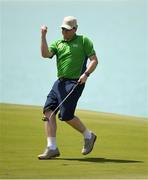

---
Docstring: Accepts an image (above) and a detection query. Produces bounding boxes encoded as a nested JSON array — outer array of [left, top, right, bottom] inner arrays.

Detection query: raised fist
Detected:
[[41, 25, 48, 35]]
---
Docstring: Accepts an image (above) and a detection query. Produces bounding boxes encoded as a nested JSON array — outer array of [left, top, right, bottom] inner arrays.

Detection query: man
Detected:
[[38, 16, 98, 159]]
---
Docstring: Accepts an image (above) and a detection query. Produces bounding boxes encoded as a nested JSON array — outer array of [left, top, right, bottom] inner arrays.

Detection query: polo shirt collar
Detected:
[[62, 34, 77, 42]]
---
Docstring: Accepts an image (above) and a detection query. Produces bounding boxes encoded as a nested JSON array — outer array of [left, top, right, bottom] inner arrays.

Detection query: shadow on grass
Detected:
[[58, 157, 143, 163]]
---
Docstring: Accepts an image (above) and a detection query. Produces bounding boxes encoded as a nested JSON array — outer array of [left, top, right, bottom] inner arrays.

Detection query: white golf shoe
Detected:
[[82, 132, 97, 155], [38, 147, 60, 160]]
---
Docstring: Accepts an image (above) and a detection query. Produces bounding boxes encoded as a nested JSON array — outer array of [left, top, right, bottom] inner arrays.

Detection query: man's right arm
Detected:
[[41, 26, 54, 58]]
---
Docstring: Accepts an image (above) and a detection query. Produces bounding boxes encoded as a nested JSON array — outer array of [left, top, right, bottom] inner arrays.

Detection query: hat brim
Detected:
[[61, 24, 73, 30]]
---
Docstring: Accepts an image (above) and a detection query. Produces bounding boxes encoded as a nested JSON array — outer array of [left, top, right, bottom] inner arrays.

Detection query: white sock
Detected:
[[47, 137, 57, 150], [83, 129, 92, 139]]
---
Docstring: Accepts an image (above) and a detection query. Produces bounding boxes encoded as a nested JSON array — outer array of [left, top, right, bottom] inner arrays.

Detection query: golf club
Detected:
[[42, 82, 79, 121]]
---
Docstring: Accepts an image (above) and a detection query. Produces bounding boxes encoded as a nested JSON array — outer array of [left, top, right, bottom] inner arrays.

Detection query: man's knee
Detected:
[[44, 110, 52, 117], [42, 110, 55, 121]]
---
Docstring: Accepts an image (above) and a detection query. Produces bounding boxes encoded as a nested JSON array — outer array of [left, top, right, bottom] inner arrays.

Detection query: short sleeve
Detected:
[[83, 36, 96, 57], [48, 41, 57, 55]]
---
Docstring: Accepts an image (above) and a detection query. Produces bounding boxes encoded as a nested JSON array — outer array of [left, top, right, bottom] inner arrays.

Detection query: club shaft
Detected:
[[49, 83, 79, 120]]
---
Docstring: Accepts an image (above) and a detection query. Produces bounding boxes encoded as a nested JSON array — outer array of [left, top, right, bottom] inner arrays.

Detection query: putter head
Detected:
[[42, 116, 49, 121]]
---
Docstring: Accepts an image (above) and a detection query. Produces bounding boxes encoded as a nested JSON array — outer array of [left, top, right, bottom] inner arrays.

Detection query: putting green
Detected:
[[0, 103, 148, 179]]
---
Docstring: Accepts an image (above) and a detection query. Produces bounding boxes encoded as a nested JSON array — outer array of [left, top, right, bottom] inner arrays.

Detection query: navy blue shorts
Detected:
[[43, 79, 85, 121]]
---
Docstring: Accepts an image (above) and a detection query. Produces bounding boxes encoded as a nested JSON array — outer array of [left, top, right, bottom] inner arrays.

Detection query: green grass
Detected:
[[0, 103, 148, 179]]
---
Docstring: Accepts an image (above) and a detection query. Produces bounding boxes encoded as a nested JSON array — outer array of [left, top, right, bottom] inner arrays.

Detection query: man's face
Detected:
[[62, 27, 77, 40]]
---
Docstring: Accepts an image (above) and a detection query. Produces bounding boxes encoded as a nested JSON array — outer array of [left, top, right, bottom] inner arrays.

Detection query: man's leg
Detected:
[[66, 116, 87, 133], [38, 111, 60, 159], [66, 116, 97, 155], [44, 110, 57, 138]]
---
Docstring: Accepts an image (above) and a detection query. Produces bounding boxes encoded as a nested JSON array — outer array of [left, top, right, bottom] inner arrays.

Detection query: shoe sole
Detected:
[[38, 153, 60, 160], [82, 135, 97, 155]]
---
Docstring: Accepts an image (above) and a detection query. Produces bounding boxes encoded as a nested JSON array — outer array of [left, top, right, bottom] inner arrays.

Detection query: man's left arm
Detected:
[[78, 55, 98, 84]]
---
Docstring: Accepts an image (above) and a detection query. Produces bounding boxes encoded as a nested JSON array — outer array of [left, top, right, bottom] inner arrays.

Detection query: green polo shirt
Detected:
[[48, 34, 95, 79]]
